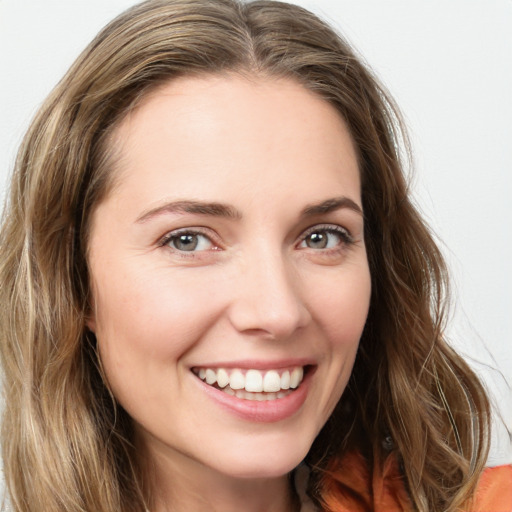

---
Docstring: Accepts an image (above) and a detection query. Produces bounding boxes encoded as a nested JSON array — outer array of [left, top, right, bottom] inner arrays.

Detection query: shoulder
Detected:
[[374, 460, 512, 512], [312, 452, 512, 512], [473, 464, 512, 512]]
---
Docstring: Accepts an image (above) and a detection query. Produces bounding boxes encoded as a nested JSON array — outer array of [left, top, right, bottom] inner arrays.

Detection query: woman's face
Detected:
[[87, 75, 371, 480]]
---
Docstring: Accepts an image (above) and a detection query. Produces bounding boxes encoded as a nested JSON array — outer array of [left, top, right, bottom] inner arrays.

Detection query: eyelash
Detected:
[[159, 228, 219, 254], [298, 224, 354, 251], [158, 224, 354, 255]]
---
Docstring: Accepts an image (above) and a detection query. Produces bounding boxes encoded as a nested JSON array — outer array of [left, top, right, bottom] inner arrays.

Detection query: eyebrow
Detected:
[[136, 200, 242, 223], [136, 196, 362, 224], [301, 196, 363, 217]]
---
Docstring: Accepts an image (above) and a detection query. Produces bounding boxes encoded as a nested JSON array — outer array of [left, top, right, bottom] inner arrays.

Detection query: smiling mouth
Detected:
[[192, 366, 307, 402]]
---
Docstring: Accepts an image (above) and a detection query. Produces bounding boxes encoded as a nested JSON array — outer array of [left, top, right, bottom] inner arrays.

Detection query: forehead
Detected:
[[105, 73, 361, 213]]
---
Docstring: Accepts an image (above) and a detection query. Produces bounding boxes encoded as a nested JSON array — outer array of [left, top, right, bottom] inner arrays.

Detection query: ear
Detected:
[[86, 315, 96, 333], [85, 296, 97, 333]]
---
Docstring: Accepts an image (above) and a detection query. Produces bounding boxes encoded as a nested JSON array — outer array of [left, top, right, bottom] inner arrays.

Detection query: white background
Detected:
[[0, 0, 510, 485]]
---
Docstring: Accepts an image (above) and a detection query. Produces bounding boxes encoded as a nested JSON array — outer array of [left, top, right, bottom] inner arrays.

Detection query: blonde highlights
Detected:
[[0, 1, 489, 511]]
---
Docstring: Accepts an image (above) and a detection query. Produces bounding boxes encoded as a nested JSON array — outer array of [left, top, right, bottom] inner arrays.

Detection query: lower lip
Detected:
[[194, 368, 314, 423]]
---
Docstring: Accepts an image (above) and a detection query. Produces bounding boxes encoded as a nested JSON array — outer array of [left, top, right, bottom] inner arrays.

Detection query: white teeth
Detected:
[[290, 367, 303, 389], [263, 370, 281, 392], [229, 370, 245, 390], [280, 370, 290, 390], [245, 370, 263, 392], [233, 389, 291, 401], [216, 368, 229, 388], [195, 366, 306, 396], [205, 369, 217, 385]]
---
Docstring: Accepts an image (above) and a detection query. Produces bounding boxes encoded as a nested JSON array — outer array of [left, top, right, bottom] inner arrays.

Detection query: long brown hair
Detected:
[[0, 1, 489, 511]]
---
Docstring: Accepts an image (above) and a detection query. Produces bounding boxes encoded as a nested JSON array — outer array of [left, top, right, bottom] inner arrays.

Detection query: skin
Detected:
[[87, 74, 372, 512]]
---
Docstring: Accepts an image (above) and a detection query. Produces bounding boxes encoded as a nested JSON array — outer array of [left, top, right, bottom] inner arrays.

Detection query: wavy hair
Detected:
[[0, 1, 489, 511]]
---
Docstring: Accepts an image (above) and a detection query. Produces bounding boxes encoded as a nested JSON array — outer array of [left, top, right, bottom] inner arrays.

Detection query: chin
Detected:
[[209, 433, 314, 480]]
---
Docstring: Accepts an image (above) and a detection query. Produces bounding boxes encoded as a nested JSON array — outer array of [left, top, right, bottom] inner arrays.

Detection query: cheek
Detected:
[[91, 266, 223, 393], [302, 263, 371, 430], [312, 263, 371, 347]]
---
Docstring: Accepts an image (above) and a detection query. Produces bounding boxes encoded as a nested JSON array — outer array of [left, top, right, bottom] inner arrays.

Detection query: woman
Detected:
[[0, 1, 510, 511]]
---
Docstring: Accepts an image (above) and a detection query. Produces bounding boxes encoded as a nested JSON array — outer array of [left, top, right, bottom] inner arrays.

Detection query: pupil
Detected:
[[176, 234, 198, 251], [308, 232, 327, 248]]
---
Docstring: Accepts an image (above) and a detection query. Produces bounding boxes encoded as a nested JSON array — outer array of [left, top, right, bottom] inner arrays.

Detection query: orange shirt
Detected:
[[474, 464, 512, 512], [314, 451, 512, 511]]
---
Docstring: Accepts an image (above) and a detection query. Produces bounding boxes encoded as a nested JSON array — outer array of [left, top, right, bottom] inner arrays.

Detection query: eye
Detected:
[[163, 230, 215, 252], [299, 225, 352, 250]]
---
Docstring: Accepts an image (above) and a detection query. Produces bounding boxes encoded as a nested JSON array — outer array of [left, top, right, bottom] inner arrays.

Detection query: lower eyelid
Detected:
[[160, 230, 216, 250], [159, 225, 355, 253]]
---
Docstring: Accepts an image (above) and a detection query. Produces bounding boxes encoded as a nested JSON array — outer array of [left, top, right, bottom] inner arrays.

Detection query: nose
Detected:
[[227, 249, 311, 340]]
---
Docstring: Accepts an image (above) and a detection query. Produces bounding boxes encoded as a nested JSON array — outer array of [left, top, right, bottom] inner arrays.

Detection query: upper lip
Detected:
[[190, 358, 315, 371]]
